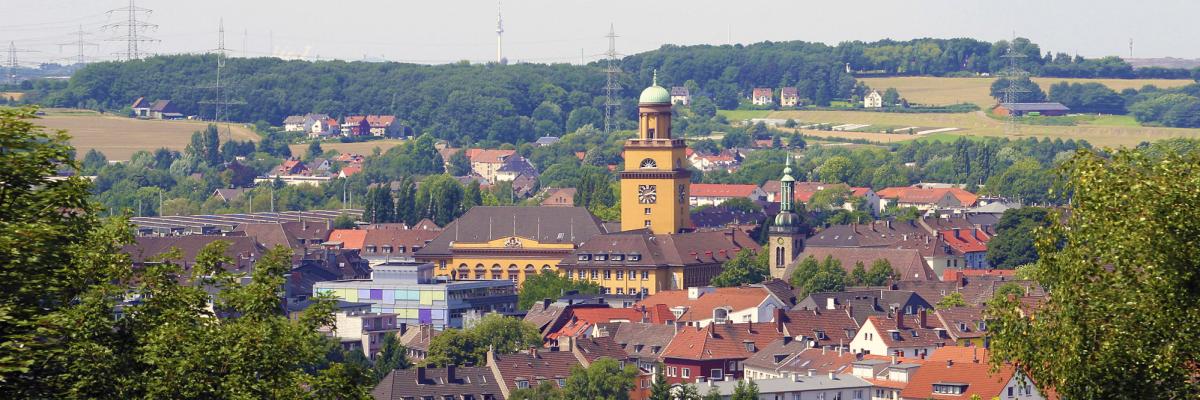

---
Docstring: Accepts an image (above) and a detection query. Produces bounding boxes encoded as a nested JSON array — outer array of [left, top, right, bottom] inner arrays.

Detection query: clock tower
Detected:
[[620, 73, 691, 234], [769, 157, 805, 279]]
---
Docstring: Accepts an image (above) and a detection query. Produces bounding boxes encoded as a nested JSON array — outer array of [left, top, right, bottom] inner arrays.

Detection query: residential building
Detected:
[[544, 307, 645, 346], [469, 149, 517, 182], [743, 341, 862, 380], [789, 247, 939, 282], [688, 183, 766, 207], [314, 261, 518, 329], [688, 151, 740, 173], [611, 322, 678, 374], [341, 115, 373, 136], [993, 102, 1070, 117], [494, 155, 538, 185], [131, 97, 152, 118], [211, 187, 249, 203], [796, 290, 934, 327], [877, 186, 979, 211], [328, 310, 401, 359], [939, 228, 991, 269], [253, 174, 332, 187], [327, 226, 441, 260], [634, 285, 788, 327], [559, 229, 760, 295], [695, 372, 873, 400], [533, 136, 560, 147], [621, 79, 692, 234], [123, 235, 263, 274], [235, 220, 333, 254], [397, 324, 440, 361], [752, 88, 774, 106], [372, 366, 502, 400], [414, 206, 608, 286], [850, 358, 919, 400], [777, 308, 861, 350], [780, 86, 800, 107], [540, 188, 576, 207], [900, 353, 1047, 400], [486, 348, 578, 398], [131, 98, 183, 120], [864, 90, 883, 108], [849, 310, 952, 358], [933, 306, 988, 348], [660, 322, 785, 384], [274, 158, 310, 176], [670, 86, 691, 105]]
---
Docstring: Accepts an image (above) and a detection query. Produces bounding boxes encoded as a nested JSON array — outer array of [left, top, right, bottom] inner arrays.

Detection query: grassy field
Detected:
[[769, 109, 1200, 148], [717, 109, 773, 121], [288, 140, 406, 157], [33, 109, 259, 160], [859, 76, 1195, 107]]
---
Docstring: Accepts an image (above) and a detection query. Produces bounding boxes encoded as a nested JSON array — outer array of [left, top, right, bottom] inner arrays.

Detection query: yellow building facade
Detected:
[[619, 78, 692, 234]]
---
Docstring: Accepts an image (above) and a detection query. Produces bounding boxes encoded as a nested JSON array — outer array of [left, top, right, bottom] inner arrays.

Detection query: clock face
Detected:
[[776, 237, 785, 245], [638, 185, 657, 204]]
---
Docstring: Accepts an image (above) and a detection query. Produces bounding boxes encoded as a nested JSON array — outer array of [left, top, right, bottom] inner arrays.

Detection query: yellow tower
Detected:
[[620, 72, 691, 234]]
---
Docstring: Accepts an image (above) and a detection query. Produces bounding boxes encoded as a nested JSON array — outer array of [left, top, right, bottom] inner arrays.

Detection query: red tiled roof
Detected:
[[546, 307, 645, 341], [939, 229, 990, 253], [690, 183, 759, 198], [328, 229, 367, 249], [752, 88, 773, 97], [864, 313, 953, 349], [574, 151, 586, 161], [661, 322, 784, 361], [877, 187, 979, 207], [339, 166, 362, 177], [635, 286, 774, 323], [900, 358, 1019, 400], [471, 149, 515, 164], [941, 269, 1015, 282], [490, 350, 578, 392]]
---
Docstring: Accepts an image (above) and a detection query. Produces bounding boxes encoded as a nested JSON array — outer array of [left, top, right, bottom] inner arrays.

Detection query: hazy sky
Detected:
[[4, 0, 1198, 65]]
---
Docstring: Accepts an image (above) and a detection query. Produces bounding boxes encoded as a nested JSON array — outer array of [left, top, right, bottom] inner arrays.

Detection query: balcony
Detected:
[[625, 138, 685, 148]]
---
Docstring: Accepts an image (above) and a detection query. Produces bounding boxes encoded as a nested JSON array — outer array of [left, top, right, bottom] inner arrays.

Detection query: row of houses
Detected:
[[376, 275, 1048, 400], [283, 113, 407, 138]]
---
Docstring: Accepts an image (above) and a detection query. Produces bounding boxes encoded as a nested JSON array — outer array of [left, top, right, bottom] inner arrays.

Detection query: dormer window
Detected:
[[743, 341, 755, 352], [815, 330, 828, 340], [773, 354, 788, 363], [959, 323, 969, 332], [628, 254, 641, 262], [977, 321, 987, 331], [595, 254, 608, 261], [651, 345, 661, 354], [911, 330, 919, 337], [932, 384, 968, 395], [578, 254, 591, 261], [635, 344, 644, 353], [890, 331, 901, 341], [611, 254, 624, 261]]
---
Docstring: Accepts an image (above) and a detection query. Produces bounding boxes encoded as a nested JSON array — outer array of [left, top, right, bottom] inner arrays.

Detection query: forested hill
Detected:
[[24, 37, 1198, 140]]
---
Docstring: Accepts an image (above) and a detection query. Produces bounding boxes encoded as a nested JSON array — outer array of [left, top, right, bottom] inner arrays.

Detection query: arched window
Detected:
[[639, 158, 657, 169], [775, 247, 784, 267]]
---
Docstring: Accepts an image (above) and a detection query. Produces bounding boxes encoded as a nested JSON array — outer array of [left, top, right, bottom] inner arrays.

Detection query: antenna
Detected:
[[496, 0, 505, 64], [1129, 38, 1134, 58], [104, 0, 159, 61], [5, 42, 36, 85], [604, 23, 622, 134], [58, 26, 99, 73]]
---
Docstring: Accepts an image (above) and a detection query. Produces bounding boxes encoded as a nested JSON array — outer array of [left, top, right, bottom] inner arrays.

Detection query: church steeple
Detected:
[[769, 156, 804, 277]]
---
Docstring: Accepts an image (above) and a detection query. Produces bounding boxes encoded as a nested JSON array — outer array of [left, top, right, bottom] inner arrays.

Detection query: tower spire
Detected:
[[652, 69, 658, 86]]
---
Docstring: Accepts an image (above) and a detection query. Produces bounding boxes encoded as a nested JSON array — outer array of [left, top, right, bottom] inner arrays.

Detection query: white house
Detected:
[[688, 184, 766, 207], [864, 91, 883, 108], [780, 87, 800, 107], [752, 88, 774, 106], [691, 372, 873, 400], [670, 86, 692, 106], [326, 310, 402, 359], [634, 285, 788, 328], [849, 310, 951, 359]]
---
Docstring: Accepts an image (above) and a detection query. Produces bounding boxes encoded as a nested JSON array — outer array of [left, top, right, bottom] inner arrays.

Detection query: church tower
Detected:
[[620, 72, 691, 234], [769, 157, 804, 279]]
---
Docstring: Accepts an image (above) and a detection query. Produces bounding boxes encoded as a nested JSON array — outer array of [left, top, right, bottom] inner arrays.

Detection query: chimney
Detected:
[[918, 308, 927, 329], [895, 312, 906, 330], [973, 347, 979, 363], [821, 346, 826, 355], [782, 336, 793, 345], [529, 346, 539, 358], [417, 366, 427, 383], [807, 369, 815, 377], [774, 308, 785, 333], [891, 355, 897, 364], [543, 298, 552, 310], [793, 373, 803, 382], [953, 228, 961, 240], [447, 365, 457, 383], [851, 223, 857, 233], [886, 220, 893, 229], [973, 228, 979, 240], [826, 297, 836, 310], [946, 360, 954, 368], [837, 346, 843, 357], [829, 372, 836, 380]]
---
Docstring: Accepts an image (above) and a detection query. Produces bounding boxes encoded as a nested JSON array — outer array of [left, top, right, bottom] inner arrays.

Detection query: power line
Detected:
[[1000, 36, 1029, 135], [6, 42, 38, 84], [103, 0, 158, 61], [604, 23, 621, 135], [198, 19, 245, 125], [58, 25, 99, 72]]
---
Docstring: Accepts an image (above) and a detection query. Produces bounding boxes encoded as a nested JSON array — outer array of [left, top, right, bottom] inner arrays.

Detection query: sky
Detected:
[[3, 0, 1199, 66]]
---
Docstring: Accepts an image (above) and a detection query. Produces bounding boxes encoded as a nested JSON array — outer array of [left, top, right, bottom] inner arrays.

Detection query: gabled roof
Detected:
[[497, 155, 537, 175], [562, 229, 760, 269], [398, 325, 442, 352], [235, 221, 330, 252], [546, 307, 645, 341], [670, 86, 690, 96], [877, 186, 979, 207], [416, 206, 606, 257], [661, 322, 784, 361], [572, 335, 629, 364], [939, 229, 990, 254], [131, 97, 150, 108], [689, 183, 760, 198], [779, 308, 860, 347], [212, 187, 250, 202], [328, 229, 368, 250], [149, 100, 175, 112], [610, 322, 678, 361], [534, 136, 560, 145], [469, 149, 515, 164], [635, 286, 775, 323], [797, 290, 933, 326], [372, 366, 501, 400], [490, 350, 578, 392], [790, 247, 937, 282], [933, 306, 988, 340], [780, 87, 799, 97], [752, 88, 773, 97], [863, 313, 953, 349], [745, 341, 861, 375], [900, 358, 1020, 400], [540, 188, 577, 207]]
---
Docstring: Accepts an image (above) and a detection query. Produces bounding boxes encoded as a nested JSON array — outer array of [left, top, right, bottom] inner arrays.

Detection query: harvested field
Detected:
[[288, 140, 406, 157], [859, 76, 1195, 107], [34, 110, 258, 160]]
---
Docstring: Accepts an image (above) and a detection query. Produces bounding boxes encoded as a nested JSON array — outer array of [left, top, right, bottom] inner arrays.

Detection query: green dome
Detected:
[[774, 211, 800, 227], [639, 85, 671, 104]]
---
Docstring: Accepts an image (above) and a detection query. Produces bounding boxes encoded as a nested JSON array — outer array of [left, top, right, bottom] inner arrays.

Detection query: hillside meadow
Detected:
[[859, 76, 1195, 107], [33, 109, 258, 160]]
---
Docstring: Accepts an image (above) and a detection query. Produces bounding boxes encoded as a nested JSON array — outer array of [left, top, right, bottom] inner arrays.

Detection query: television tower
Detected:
[[496, 0, 505, 64], [603, 23, 622, 134], [104, 0, 158, 60]]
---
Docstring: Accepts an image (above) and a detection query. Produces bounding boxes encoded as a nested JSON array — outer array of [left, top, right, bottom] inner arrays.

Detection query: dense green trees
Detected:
[[985, 207, 1052, 269], [517, 270, 602, 310], [988, 147, 1200, 398], [989, 77, 1045, 103], [507, 358, 639, 400], [424, 314, 541, 367], [1046, 82, 1125, 114], [710, 249, 770, 287], [789, 255, 848, 297]]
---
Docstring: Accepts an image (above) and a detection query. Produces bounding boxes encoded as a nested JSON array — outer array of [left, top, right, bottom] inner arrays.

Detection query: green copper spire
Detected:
[[775, 156, 800, 227]]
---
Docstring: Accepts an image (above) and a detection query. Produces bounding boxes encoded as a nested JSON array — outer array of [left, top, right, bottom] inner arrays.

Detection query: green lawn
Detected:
[[718, 109, 773, 121], [1080, 114, 1142, 127], [915, 132, 980, 143]]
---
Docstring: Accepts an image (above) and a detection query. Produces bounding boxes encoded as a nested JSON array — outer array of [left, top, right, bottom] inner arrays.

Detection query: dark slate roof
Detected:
[[795, 290, 933, 326], [670, 86, 690, 96], [497, 155, 538, 176], [610, 322, 679, 361], [561, 229, 760, 268], [123, 235, 263, 268], [761, 278, 796, 306], [490, 350, 578, 392], [415, 206, 606, 257], [572, 335, 629, 364], [805, 220, 929, 248], [534, 136, 560, 145], [790, 247, 937, 282], [779, 308, 860, 348], [999, 102, 1070, 112], [372, 366, 501, 400]]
